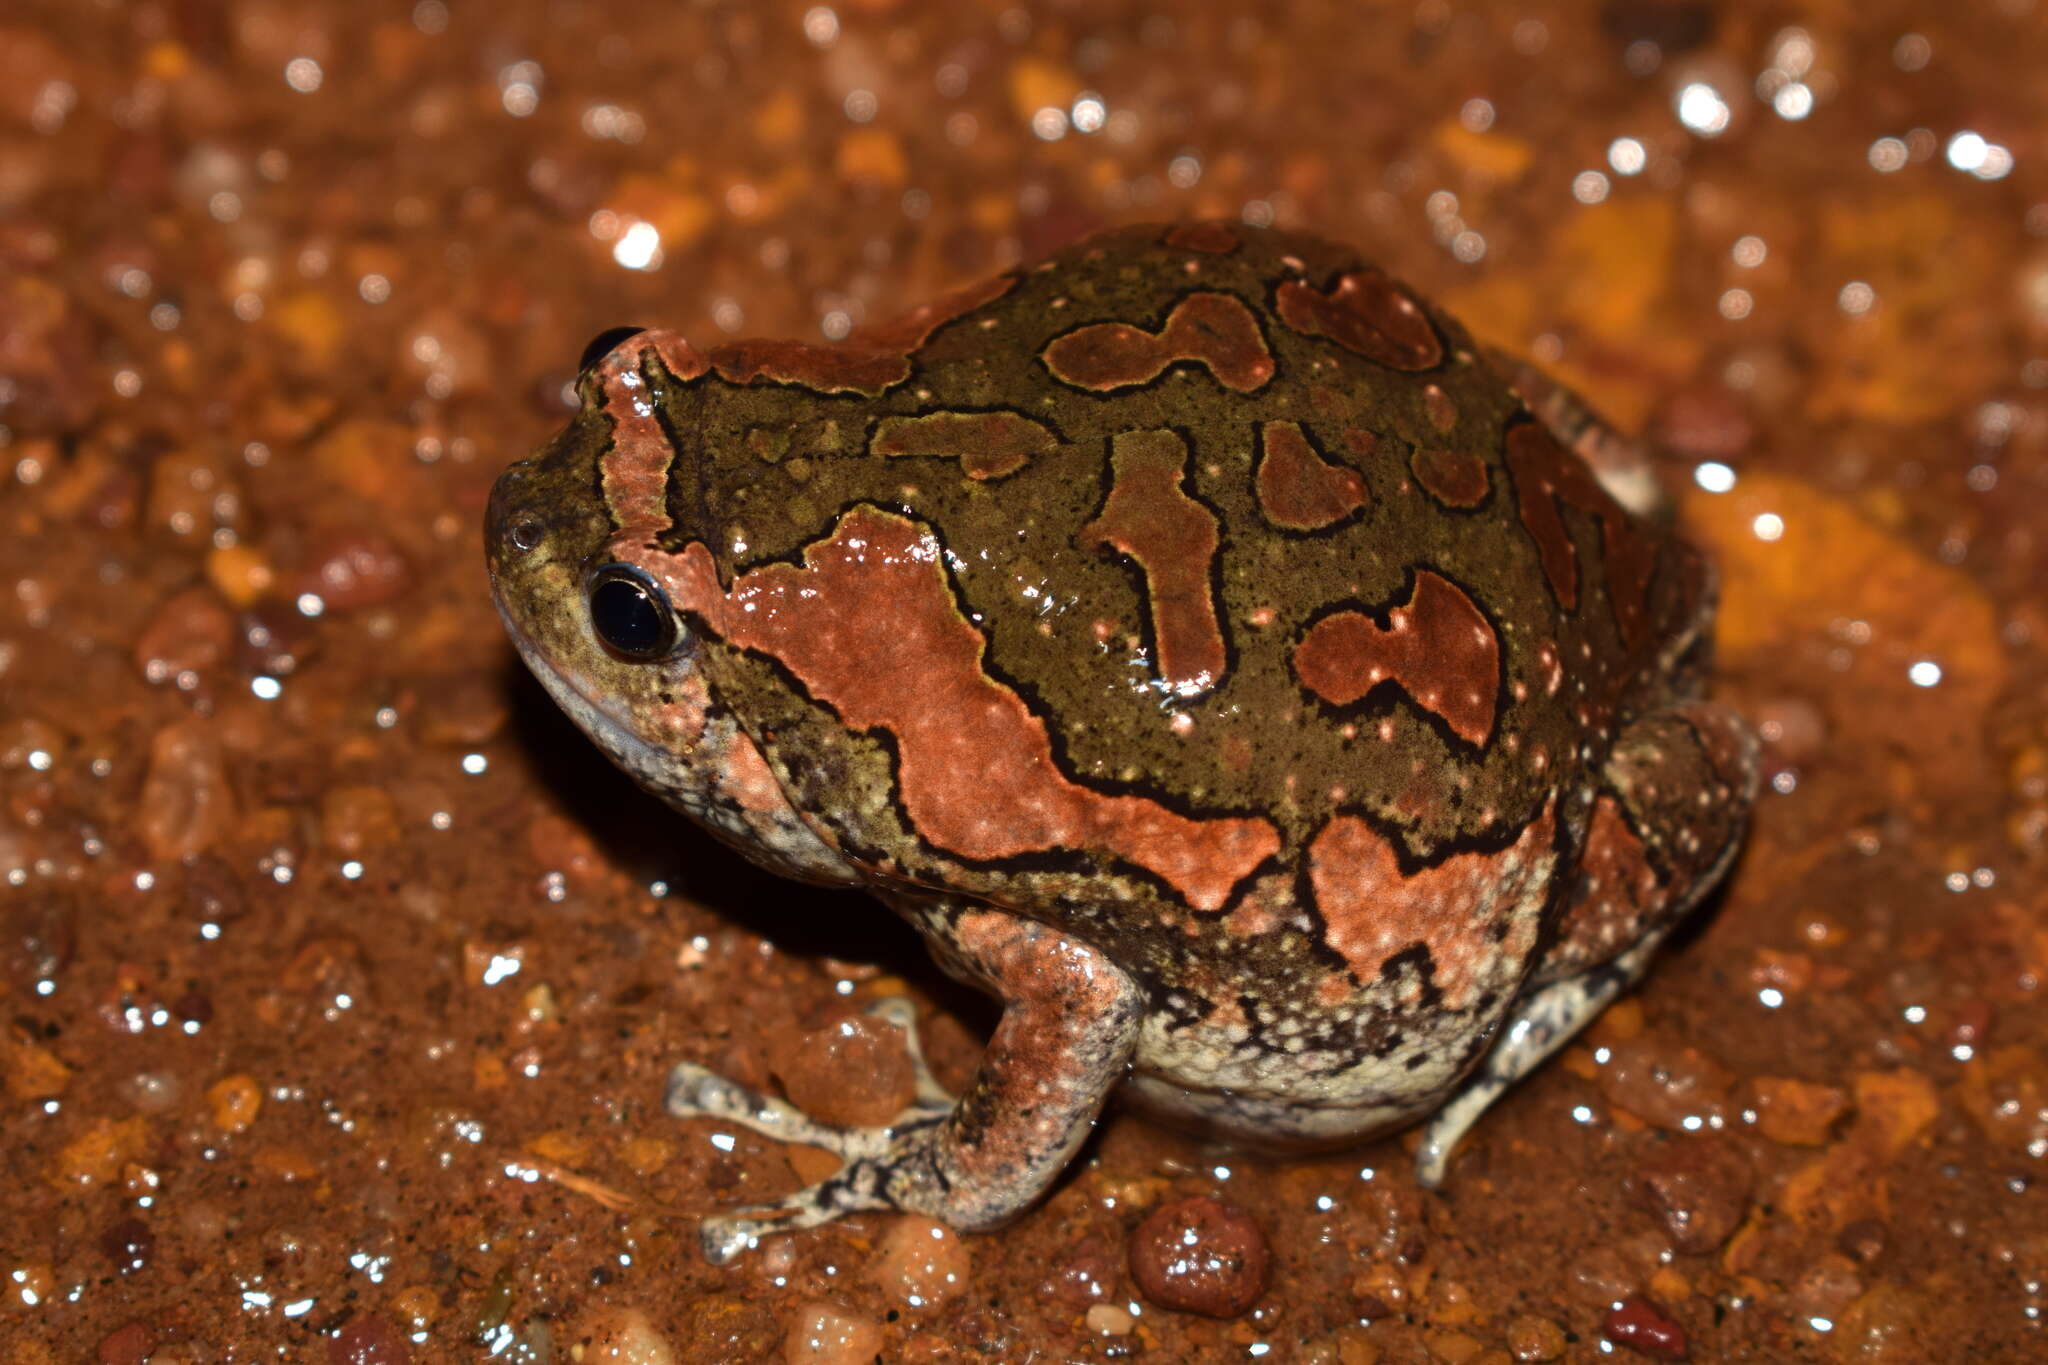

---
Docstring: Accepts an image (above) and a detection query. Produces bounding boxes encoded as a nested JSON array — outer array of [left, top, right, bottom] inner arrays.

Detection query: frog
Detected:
[[485, 221, 1757, 1265]]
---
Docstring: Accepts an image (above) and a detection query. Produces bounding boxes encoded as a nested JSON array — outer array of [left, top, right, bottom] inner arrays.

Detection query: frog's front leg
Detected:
[[1416, 700, 1757, 1186], [667, 908, 1144, 1263]]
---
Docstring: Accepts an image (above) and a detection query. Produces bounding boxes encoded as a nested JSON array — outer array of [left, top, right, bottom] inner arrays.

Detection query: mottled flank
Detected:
[[1505, 420, 1659, 646], [871, 409, 1058, 480], [1293, 572, 1499, 746], [1274, 268, 1443, 371], [1041, 292, 1275, 393], [1410, 446, 1490, 509], [1163, 221, 1242, 254], [664, 506, 1279, 911], [595, 329, 709, 532], [1082, 429, 1229, 696], [706, 274, 1015, 396], [1307, 804, 1554, 1008], [1255, 421, 1369, 530], [1552, 795, 1661, 970]]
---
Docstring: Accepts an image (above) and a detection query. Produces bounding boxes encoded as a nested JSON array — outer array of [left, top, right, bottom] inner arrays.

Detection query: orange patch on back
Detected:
[[1275, 268, 1442, 371], [705, 274, 1015, 396], [869, 409, 1057, 480], [1277, 266, 1441, 370], [1307, 803, 1554, 1009], [658, 506, 1279, 912], [1411, 446, 1490, 508], [1503, 419, 1660, 648], [1082, 429, 1229, 697], [1293, 571, 1500, 746], [1255, 421, 1368, 531], [1041, 292, 1275, 393]]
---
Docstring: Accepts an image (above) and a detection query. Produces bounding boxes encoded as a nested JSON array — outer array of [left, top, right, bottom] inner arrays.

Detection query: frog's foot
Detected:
[[667, 913, 1144, 1264], [1415, 928, 1666, 1186], [1415, 700, 1758, 1187], [1482, 346, 1666, 520]]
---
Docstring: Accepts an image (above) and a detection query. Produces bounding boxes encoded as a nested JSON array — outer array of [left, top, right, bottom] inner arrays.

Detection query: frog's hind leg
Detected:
[[666, 908, 1144, 1263], [1415, 701, 1757, 1186], [1483, 347, 1667, 521]]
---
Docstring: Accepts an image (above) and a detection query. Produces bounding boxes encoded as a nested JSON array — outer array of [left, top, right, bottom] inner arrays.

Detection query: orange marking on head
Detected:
[[1041, 292, 1274, 393], [1274, 268, 1442, 371], [594, 330, 708, 532], [1081, 429, 1228, 697], [1255, 421, 1368, 530], [1308, 802, 1554, 1009], [1293, 572, 1499, 746], [656, 507, 1278, 912]]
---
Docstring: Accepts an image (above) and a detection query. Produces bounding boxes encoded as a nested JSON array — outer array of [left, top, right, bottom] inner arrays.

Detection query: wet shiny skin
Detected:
[[487, 222, 1757, 1260]]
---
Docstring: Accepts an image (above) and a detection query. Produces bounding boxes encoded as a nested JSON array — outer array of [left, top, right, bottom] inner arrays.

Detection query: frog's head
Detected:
[[485, 327, 717, 796]]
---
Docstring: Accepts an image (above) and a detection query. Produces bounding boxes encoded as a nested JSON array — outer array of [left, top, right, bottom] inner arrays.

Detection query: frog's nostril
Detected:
[[509, 519, 545, 552]]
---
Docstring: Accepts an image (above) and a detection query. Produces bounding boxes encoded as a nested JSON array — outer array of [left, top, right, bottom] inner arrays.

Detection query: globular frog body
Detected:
[[486, 222, 1756, 1262]]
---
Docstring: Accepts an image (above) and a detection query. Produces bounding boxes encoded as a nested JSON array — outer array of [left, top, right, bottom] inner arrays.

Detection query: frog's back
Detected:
[[669, 223, 1698, 909]]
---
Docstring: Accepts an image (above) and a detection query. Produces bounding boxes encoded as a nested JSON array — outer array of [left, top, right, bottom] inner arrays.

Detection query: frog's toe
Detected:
[[664, 1061, 857, 1151], [695, 1134, 949, 1263], [863, 994, 955, 1113], [1414, 928, 1668, 1187]]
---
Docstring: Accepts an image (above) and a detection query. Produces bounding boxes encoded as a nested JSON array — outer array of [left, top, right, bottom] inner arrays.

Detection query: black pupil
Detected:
[[578, 325, 646, 373], [590, 574, 669, 658]]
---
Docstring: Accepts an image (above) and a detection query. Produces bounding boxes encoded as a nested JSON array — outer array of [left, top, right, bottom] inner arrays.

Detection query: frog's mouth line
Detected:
[[492, 591, 686, 791]]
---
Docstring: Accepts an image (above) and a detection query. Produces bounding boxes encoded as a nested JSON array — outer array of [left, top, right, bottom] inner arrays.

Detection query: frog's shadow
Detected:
[[502, 664, 995, 1031]]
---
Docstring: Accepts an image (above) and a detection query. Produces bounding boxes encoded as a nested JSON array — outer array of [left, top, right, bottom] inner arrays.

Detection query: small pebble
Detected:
[[868, 1216, 971, 1310], [1084, 1302, 1134, 1335], [1128, 1194, 1271, 1318], [99, 1217, 153, 1274], [327, 1313, 412, 1364], [1603, 1296, 1688, 1361], [1039, 1235, 1120, 1306], [575, 1305, 678, 1363], [1746, 1075, 1849, 1146], [134, 586, 235, 682], [96, 1320, 158, 1365], [1506, 1313, 1567, 1361], [1632, 1136, 1753, 1252], [1594, 1035, 1733, 1131], [137, 720, 237, 862], [781, 1298, 883, 1365], [770, 1011, 915, 1128], [297, 527, 413, 610]]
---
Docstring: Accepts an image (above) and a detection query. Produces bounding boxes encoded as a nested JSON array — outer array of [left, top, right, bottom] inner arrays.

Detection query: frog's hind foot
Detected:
[[1415, 699, 1757, 1187], [1413, 929, 1666, 1187], [666, 995, 956, 1263], [667, 913, 1144, 1266]]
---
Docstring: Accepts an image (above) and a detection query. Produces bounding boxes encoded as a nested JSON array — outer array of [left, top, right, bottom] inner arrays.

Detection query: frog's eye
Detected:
[[586, 564, 680, 662], [578, 326, 646, 373]]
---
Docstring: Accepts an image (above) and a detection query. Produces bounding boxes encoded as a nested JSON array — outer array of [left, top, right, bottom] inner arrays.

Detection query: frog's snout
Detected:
[[484, 459, 550, 574]]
